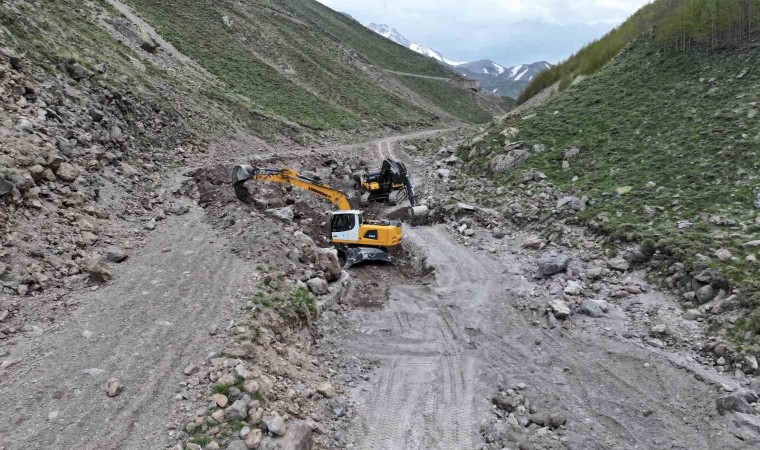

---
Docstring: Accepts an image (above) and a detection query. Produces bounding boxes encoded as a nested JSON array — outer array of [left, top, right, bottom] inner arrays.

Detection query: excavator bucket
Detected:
[[343, 246, 394, 269], [232, 165, 255, 202]]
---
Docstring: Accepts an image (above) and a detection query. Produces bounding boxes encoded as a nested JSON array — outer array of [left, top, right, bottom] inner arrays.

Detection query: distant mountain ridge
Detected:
[[367, 23, 551, 99]]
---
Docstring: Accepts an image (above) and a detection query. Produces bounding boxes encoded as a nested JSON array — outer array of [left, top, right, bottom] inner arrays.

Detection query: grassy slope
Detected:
[[275, 0, 502, 122], [124, 0, 497, 127], [466, 37, 759, 315]]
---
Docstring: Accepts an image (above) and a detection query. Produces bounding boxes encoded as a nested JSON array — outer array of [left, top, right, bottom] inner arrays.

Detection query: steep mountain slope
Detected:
[[459, 35, 759, 335], [121, 0, 510, 126], [367, 23, 552, 98]]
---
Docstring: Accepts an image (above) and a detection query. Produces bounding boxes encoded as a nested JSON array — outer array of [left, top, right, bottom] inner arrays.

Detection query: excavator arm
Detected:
[[232, 165, 352, 210]]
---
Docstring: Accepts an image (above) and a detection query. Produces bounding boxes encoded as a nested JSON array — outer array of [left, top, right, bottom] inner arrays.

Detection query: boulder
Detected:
[[268, 206, 294, 222], [314, 248, 341, 282], [683, 309, 703, 321], [106, 247, 128, 263], [279, 421, 313, 450], [607, 257, 629, 272], [265, 413, 286, 436], [316, 381, 336, 398], [715, 248, 733, 261], [578, 299, 604, 318], [244, 429, 262, 449], [716, 390, 758, 415], [548, 299, 571, 320], [306, 277, 328, 295], [83, 255, 113, 282], [106, 378, 124, 397], [55, 162, 80, 182], [696, 285, 715, 304], [537, 252, 571, 277], [225, 400, 248, 421]]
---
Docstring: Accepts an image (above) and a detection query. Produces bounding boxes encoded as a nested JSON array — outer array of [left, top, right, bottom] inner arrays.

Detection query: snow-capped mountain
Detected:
[[367, 23, 551, 99], [369, 24, 465, 66]]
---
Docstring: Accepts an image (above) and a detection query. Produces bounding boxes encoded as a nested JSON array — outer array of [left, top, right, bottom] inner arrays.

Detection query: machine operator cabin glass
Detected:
[[332, 214, 355, 232]]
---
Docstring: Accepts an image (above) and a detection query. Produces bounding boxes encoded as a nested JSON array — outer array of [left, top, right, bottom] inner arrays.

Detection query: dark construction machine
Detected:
[[357, 159, 422, 209]]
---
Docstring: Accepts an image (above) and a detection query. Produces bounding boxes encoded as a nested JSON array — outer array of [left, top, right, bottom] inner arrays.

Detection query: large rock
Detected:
[[64, 60, 92, 81], [55, 162, 80, 182], [244, 429, 262, 449], [607, 257, 630, 272], [225, 400, 248, 421], [578, 299, 604, 318], [314, 248, 341, 282], [279, 420, 313, 450], [306, 278, 328, 295], [268, 206, 294, 222], [716, 390, 758, 415], [106, 378, 124, 397], [83, 255, 113, 282], [696, 285, 715, 304], [265, 413, 286, 436], [226, 440, 247, 450], [537, 252, 571, 277], [316, 381, 336, 398], [548, 299, 571, 320]]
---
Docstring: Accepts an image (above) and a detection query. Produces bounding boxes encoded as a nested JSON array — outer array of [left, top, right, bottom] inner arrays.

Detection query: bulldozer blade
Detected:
[[343, 246, 394, 269]]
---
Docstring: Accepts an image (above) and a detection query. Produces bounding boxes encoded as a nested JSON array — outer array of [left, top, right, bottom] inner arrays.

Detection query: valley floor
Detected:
[[1, 131, 758, 449]]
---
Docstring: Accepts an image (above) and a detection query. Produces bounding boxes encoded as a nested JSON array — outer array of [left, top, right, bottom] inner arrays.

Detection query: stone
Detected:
[[317, 381, 336, 398], [328, 397, 347, 417], [211, 393, 228, 407], [492, 229, 505, 239], [227, 441, 247, 450], [744, 355, 758, 372], [225, 400, 248, 421], [269, 206, 295, 222], [579, 299, 604, 318], [144, 219, 157, 230], [279, 420, 313, 450], [716, 391, 757, 415], [242, 380, 260, 394], [563, 281, 583, 295], [650, 324, 667, 335], [106, 247, 128, 263], [548, 413, 566, 428], [436, 168, 451, 178], [537, 252, 571, 277], [0, 47, 23, 70], [83, 255, 113, 282], [715, 248, 733, 261], [306, 277, 329, 295], [586, 267, 604, 280], [684, 309, 702, 321], [183, 365, 199, 376], [607, 257, 629, 272], [55, 163, 80, 182], [265, 413, 287, 436], [743, 240, 760, 248], [106, 378, 124, 397], [245, 429, 263, 449], [211, 409, 225, 423], [696, 285, 715, 304], [314, 248, 341, 282], [548, 299, 571, 320], [205, 443, 220, 450], [65, 60, 92, 80]]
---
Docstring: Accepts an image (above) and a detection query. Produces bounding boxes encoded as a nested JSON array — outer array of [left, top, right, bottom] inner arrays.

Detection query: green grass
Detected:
[[465, 37, 759, 310], [124, 0, 361, 129], [253, 287, 317, 326], [211, 383, 232, 396], [519, 0, 759, 104]]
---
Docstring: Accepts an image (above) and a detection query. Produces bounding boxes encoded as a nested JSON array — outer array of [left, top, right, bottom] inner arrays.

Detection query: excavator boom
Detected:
[[232, 165, 352, 210]]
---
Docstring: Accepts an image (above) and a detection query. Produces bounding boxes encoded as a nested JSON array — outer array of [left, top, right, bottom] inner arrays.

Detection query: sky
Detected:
[[316, 0, 652, 66]]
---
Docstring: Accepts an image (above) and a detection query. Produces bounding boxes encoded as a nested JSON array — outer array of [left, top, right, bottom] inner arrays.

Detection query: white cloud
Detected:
[[316, 0, 652, 65]]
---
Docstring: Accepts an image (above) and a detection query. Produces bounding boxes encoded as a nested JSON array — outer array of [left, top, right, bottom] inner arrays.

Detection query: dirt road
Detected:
[[342, 224, 755, 449], [337, 138, 757, 449], [0, 207, 252, 449]]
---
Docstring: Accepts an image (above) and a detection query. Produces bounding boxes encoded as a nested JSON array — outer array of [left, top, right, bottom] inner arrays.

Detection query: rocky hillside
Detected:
[[456, 35, 759, 340]]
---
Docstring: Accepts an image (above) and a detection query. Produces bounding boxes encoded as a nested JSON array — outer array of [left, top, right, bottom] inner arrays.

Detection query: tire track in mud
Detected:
[[343, 223, 753, 449]]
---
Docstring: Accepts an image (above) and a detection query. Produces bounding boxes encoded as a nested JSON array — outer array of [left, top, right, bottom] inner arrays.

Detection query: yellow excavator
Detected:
[[232, 165, 403, 266]]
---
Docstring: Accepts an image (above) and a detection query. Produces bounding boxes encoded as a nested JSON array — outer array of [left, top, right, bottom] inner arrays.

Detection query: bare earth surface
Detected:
[[343, 225, 753, 449], [0, 207, 252, 449], [1, 131, 758, 449]]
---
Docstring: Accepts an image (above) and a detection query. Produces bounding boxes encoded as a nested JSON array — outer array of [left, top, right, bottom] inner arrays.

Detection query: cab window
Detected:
[[331, 214, 355, 232]]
